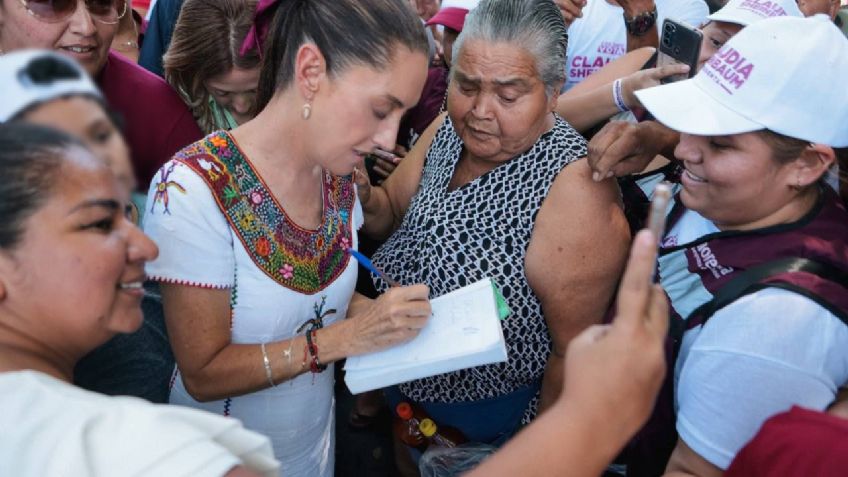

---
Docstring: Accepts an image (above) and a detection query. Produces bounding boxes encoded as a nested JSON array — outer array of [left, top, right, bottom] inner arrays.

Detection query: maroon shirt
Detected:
[[725, 406, 848, 477], [97, 51, 202, 187]]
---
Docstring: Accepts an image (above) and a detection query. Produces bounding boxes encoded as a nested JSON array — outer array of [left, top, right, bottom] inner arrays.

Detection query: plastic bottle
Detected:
[[418, 418, 468, 448], [394, 402, 425, 450]]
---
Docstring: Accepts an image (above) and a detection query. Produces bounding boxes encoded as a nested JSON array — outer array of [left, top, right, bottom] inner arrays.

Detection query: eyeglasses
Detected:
[[18, 0, 128, 25]]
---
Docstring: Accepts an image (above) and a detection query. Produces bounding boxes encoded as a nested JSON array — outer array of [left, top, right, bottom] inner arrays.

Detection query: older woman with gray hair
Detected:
[[355, 0, 630, 452]]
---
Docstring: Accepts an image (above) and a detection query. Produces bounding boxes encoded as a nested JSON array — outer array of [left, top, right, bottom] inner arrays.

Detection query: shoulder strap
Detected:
[[690, 257, 848, 326]]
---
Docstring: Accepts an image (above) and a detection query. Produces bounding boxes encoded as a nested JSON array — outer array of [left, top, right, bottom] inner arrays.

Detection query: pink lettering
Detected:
[[737, 63, 754, 80]]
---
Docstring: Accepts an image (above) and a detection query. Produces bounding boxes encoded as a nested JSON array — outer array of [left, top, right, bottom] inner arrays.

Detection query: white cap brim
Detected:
[[635, 79, 763, 137], [707, 10, 755, 26]]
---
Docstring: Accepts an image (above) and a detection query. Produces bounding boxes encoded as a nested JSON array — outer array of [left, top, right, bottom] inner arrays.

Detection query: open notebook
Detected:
[[344, 278, 509, 395]]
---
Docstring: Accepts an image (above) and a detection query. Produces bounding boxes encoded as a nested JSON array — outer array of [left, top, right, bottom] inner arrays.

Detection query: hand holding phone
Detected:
[[657, 19, 702, 84]]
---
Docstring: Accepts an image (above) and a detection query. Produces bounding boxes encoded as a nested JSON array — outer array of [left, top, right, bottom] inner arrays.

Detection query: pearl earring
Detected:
[[301, 103, 312, 120]]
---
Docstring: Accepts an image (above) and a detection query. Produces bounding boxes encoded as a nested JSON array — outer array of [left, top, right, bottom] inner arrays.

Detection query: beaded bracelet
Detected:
[[260, 342, 276, 387], [612, 78, 630, 113]]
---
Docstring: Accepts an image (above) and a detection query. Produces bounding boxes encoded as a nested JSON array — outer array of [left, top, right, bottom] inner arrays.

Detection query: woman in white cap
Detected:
[[624, 14, 848, 476], [0, 49, 174, 404], [0, 121, 279, 476]]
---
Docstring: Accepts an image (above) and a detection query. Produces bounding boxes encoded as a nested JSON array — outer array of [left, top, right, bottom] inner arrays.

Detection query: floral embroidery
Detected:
[[176, 131, 355, 293], [210, 135, 228, 149], [256, 237, 271, 257], [250, 190, 263, 205], [151, 162, 186, 215]]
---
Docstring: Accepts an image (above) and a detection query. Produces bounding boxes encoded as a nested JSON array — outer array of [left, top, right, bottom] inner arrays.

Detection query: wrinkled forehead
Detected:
[[453, 39, 541, 84]]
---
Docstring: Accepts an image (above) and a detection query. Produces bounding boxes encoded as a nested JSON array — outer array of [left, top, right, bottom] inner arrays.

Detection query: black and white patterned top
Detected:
[[372, 114, 587, 422]]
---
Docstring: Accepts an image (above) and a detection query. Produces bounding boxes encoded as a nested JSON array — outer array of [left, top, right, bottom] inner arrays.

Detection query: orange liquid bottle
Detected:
[[394, 402, 426, 450]]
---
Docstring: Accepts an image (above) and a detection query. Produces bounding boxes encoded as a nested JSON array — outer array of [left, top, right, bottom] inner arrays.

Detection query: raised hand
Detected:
[[562, 229, 668, 437], [554, 0, 587, 27], [588, 120, 679, 181]]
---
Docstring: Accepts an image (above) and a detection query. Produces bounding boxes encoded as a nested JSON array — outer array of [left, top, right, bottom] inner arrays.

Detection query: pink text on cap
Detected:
[[702, 46, 755, 94], [739, 0, 788, 17]]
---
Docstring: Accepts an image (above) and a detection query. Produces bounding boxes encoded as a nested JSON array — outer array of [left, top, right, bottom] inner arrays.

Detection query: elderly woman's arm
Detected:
[[525, 159, 631, 412], [356, 113, 446, 240]]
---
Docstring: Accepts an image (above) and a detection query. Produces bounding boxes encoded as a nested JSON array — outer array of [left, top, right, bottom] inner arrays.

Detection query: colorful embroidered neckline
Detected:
[[174, 131, 355, 294]]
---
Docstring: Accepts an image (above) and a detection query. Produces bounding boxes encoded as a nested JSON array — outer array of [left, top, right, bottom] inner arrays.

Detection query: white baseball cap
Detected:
[[708, 0, 802, 27], [635, 15, 848, 147], [0, 49, 101, 123]]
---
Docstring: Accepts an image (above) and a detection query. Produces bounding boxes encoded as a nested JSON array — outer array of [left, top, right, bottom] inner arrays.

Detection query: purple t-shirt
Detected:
[[97, 51, 202, 187]]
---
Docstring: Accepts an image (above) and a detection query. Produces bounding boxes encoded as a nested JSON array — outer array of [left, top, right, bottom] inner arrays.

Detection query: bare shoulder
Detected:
[[544, 158, 624, 213], [526, 158, 630, 286]]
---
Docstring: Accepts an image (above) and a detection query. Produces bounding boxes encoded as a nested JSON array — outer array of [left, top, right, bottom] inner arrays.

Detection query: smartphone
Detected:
[[657, 19, 702, 84], [647, 182, 672, 242]]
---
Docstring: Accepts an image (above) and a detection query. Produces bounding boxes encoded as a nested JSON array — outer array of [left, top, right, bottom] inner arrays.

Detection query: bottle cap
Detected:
[[419, 418, 437, 437], [396, 402, 413, 420]]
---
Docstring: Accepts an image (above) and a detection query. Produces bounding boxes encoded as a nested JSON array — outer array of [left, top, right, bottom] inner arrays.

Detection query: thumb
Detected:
[[653, 63, 690, 81]]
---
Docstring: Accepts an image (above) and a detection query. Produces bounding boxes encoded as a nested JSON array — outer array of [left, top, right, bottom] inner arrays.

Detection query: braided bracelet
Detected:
[[305, 330, 327, 373]]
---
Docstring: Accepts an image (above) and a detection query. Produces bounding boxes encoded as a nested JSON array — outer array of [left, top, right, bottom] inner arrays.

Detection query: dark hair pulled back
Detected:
[[0, 123, 84, 249], [256, 0, 428, 111]]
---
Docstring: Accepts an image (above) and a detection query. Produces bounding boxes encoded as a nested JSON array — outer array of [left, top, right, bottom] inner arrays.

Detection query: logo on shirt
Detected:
[[693, 243, 734, 278], [739, 0, 788, 18], [568, 42, 626, 82], [703, 46, 755, 94]]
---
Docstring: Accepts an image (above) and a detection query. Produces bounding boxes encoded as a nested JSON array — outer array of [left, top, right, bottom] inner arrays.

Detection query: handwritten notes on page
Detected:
[[344, 278, 508, 394]]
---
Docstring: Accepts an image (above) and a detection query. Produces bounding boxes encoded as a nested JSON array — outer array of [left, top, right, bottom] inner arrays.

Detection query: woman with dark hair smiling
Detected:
[[622, 15, 848, 476], [0, 49, 174, 403], [0, 122, 278, 476]]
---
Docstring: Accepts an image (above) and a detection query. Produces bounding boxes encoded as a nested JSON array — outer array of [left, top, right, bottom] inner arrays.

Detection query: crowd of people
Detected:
[[0, 0, 847, 476]]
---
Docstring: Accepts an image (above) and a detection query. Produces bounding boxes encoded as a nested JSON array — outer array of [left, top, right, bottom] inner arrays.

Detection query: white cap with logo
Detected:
[[635, 15, 848, 147], [708, 0, 802, 27], [0, 49, 101, 123]]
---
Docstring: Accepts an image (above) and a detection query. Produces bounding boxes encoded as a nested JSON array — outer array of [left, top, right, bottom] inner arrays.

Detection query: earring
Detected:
[[301, 103, 312, 120]]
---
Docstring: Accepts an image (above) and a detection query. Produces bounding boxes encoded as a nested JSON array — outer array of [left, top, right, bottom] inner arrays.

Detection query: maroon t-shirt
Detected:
[[725, 406, 848, 477], [97, 51, 202, 188]]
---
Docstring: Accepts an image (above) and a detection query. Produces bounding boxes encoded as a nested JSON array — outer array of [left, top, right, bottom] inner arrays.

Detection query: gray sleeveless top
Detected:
[[372, 114, 587, 421]]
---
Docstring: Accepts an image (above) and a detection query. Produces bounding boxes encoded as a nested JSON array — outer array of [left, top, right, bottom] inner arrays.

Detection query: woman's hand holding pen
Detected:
[[345, 284, 432, 356]]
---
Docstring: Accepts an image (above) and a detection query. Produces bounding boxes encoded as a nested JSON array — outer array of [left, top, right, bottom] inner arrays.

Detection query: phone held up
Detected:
[[648, 182, 672, 245], [647, 182, 672, 281], [657, 19, 702, 84]]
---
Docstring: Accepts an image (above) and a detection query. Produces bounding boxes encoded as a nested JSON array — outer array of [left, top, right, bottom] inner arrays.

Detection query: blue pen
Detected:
[[347, 248, 400, 287]]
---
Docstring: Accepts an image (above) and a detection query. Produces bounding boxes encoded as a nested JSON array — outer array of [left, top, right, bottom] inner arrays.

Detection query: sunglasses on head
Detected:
[[18, 0, 128, 25]]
